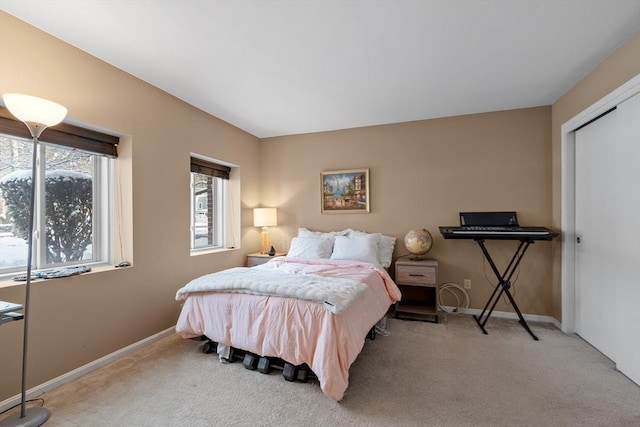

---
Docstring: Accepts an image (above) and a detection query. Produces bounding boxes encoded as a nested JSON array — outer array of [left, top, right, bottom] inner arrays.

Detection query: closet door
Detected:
[[575, 91, 640, 386], [575, 109, 618, 361], [613, 93, 640, 385]]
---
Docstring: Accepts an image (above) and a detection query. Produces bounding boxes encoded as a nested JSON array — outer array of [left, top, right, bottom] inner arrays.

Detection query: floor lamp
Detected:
[[1, 94, 67, 427]]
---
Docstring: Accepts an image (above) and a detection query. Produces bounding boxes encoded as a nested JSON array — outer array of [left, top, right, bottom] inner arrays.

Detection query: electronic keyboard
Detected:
[[439, 226, 558, 241]]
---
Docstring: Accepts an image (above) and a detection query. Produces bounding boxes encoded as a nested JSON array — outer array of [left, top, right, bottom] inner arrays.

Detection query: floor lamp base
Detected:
[[1, 406, 50, 427]]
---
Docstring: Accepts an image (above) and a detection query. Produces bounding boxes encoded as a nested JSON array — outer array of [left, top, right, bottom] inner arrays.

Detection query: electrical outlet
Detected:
[[464, 279, 471, 289]]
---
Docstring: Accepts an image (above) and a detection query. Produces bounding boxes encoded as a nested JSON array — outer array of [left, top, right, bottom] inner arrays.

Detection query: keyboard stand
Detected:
[[472, 238, 539, 341]]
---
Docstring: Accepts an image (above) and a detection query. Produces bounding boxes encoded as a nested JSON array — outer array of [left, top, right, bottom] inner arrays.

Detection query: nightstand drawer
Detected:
[[246, 252, 286, 267], [396, 266, 436, 285]]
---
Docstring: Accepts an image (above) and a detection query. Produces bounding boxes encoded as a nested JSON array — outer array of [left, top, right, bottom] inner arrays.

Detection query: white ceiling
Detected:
[[1, 1, 639, 138]]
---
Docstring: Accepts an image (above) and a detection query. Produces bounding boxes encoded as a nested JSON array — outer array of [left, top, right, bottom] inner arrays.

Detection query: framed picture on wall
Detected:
[[321, 168, 370, 214]]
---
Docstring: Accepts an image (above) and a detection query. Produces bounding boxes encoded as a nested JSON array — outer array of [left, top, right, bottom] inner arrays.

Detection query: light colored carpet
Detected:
[[6, 314, 640, 426]]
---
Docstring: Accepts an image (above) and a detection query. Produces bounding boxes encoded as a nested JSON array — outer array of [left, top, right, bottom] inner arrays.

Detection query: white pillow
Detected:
[[297, 227, 348, 241], [288, 237, 333, 259], [377, 235, 396, 268], [344, 229, 396, 268], [330, 234, 380, 265]]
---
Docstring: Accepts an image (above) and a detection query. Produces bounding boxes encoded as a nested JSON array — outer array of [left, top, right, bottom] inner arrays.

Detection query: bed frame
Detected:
[[192, 325, 377, 384]]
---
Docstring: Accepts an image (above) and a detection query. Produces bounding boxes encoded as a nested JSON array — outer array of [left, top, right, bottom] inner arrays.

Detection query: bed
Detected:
[[175, 228, 402, 401]]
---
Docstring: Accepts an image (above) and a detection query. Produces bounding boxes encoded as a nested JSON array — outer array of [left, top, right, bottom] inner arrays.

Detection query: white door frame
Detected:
[[561, 73, 640, 333]]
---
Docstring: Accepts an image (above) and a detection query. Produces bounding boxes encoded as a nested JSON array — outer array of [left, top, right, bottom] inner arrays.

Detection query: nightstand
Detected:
[[246, 252, 286, 267], [394, 256, 439, 323]]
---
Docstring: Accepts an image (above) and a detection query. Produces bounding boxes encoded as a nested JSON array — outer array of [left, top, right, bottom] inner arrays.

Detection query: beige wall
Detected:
[[261, 29, 640, 325], [262, 107, 555, 317], [0, 11, 262, 401], [550, 31, 640, 319]]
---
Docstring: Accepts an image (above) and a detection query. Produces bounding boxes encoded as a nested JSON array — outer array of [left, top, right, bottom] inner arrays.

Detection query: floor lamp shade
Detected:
[[3, 93, 67, 137], [253, 208, 277, 254], [1, 93, 67, 427]]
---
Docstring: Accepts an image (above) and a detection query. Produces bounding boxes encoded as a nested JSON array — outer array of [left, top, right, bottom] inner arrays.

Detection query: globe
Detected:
[[404, 228, 433, 260]]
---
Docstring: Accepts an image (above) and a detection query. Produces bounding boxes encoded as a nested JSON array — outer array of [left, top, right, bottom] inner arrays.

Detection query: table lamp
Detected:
[[253, 208, 277, 254]]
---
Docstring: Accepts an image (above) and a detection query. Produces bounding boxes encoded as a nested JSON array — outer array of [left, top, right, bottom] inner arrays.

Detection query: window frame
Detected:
[[0, 108, 119, 276], [189, 155, 231, 253]]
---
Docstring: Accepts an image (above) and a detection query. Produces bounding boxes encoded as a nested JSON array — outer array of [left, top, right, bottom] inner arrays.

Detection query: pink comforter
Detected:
[[175, 257, 401, 401]]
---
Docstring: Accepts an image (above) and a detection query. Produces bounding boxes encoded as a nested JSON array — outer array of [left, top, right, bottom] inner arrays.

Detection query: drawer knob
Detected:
[[408, 273, 424, 277]]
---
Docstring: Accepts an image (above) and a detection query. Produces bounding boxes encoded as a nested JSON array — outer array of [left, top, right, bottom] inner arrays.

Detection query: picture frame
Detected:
[[321, 168, 370, 214]]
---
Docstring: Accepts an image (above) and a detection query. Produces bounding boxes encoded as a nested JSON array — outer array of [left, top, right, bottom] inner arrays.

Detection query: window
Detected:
[[0, 108, 118, 275], [190, 156, 230, 251]]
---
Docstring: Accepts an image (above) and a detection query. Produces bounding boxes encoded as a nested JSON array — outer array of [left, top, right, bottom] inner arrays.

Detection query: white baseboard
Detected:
[[0, 327, 175, 413], [441, 306, 562, 329]]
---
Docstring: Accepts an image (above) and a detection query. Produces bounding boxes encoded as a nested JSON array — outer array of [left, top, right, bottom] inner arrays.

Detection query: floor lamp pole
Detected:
[[2, 133, 49, 427], [1, 94, 67, 427], [1, 134, 51, 427]]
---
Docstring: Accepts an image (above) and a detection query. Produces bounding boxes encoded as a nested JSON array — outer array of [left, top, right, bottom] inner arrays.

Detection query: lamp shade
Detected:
[[3, 93, 67, 127], [253, 208, 277, 227]]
